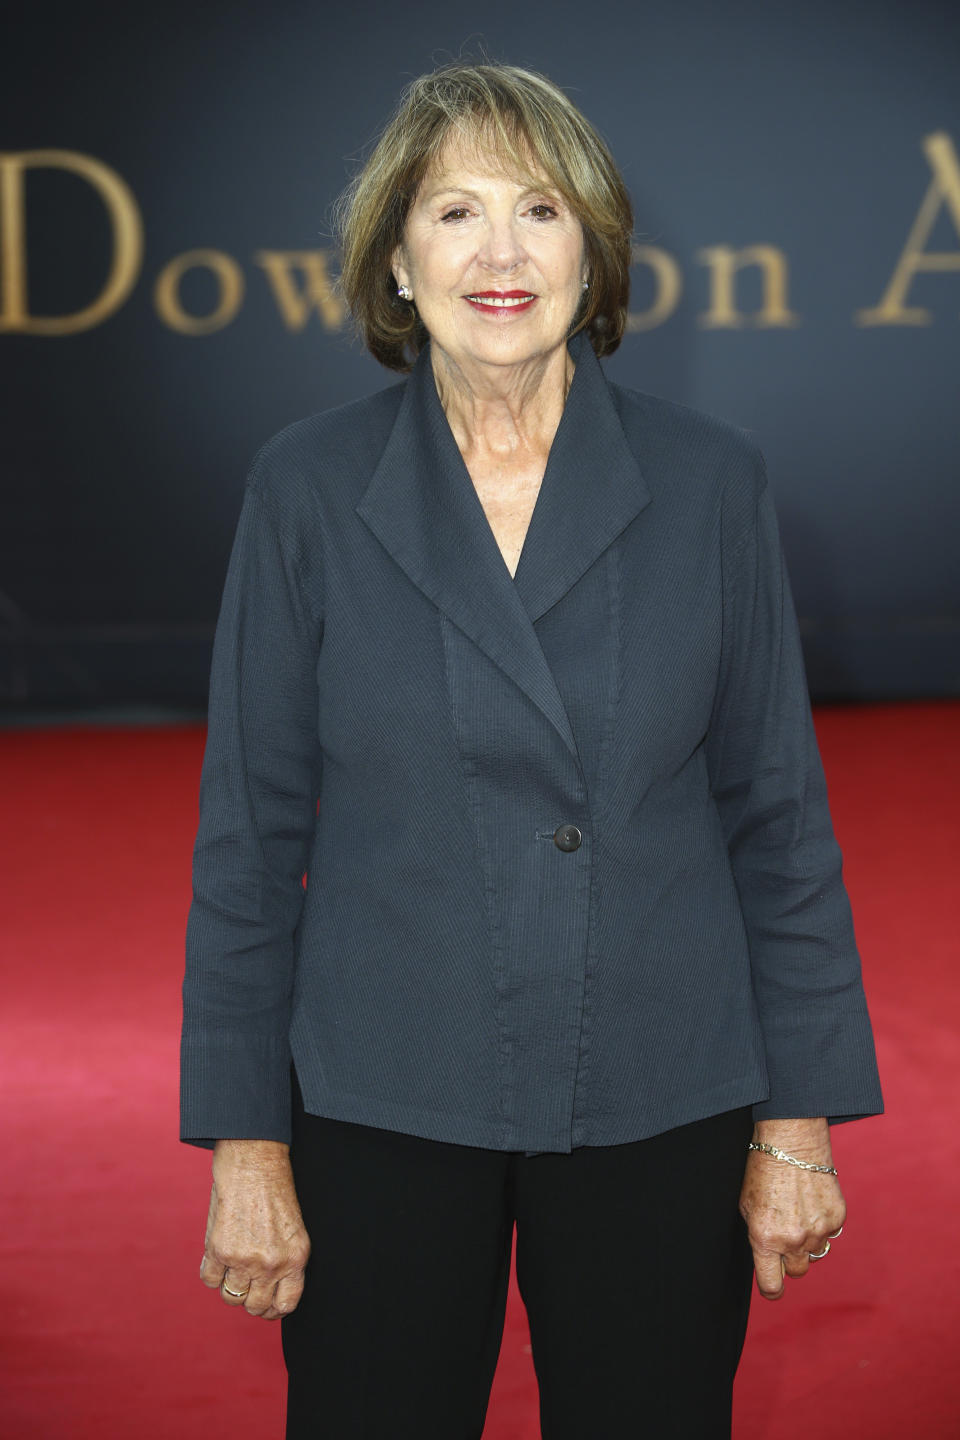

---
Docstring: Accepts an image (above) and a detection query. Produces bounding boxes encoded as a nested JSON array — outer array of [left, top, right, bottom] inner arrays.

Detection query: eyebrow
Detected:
[[422, 186, 484, 203], [421, 182, 561, 205]]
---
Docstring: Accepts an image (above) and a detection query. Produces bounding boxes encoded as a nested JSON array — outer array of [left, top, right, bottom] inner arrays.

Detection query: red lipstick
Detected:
[[464, 289, 537, 314]]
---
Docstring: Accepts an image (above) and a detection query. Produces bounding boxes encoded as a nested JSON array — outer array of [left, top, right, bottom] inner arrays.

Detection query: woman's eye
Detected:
[[528, 203, 558, 220], [440, 207, 471, 222]]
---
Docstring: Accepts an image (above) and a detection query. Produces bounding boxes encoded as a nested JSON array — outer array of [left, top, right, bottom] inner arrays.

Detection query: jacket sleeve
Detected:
[[706, 451, 882, 1123], [180, 473, 322, 1147]]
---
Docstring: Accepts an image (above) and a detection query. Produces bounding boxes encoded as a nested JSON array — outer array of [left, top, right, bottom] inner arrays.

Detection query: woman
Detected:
[[181, 63, 882, 1439]]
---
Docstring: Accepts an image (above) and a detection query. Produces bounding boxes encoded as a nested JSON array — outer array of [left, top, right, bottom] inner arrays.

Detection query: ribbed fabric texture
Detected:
[[180, 334, 883, 1152]]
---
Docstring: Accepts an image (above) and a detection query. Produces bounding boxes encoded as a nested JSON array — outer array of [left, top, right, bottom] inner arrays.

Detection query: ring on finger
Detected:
[[808, 1241, 831, 1261], [222, 1283, 249, 1299], [827, 1225, 844, 1240]]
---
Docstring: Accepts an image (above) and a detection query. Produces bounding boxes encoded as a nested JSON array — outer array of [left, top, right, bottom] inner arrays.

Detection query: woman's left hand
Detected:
[[739, 1117, 846, 1300]]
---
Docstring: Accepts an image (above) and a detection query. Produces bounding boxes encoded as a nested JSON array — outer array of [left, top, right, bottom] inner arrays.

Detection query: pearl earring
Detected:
[[583, 279, 590, 291], [397, 284, 413, 301]]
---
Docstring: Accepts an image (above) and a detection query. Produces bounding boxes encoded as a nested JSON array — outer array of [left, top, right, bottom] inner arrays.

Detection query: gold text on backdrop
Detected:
[[1, 135, 958, 337], [856, 132, 960, 325], [0, 150, 143, 335], [696, 247, 800, 328]]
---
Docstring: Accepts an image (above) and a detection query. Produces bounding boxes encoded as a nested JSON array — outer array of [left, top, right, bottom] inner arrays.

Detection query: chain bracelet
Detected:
[[747, 1141, 838, 1175]]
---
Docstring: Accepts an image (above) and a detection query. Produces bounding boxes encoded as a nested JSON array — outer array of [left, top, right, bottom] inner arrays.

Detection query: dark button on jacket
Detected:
[[181, 334, 883, 1155], [553, 824, 582, 852]]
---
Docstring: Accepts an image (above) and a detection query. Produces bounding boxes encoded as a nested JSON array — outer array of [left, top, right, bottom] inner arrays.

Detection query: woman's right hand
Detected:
[[199, 1139, 311, 1320]]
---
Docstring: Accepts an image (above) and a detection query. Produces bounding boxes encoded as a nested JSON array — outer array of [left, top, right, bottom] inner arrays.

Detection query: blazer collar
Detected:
[[511, 334, 651, 621], [356, 334, 651, 760]]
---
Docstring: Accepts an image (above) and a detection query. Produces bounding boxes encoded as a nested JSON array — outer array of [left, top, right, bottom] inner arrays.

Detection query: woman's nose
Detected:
[[477, 217, 527, 273]]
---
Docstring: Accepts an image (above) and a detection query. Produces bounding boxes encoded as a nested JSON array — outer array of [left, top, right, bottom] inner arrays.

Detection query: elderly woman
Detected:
[[181, 63, 882, 1440]]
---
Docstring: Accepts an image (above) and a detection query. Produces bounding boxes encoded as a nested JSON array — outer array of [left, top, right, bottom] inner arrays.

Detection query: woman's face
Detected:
[[393, 136, 588, 379]]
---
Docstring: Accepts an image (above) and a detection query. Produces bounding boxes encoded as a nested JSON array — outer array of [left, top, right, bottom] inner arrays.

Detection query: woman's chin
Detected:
[[441, 326, 568, 373]]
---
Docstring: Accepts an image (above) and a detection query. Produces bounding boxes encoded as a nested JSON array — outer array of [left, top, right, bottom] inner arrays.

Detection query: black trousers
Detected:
[[282, 1088, 754, 1440]]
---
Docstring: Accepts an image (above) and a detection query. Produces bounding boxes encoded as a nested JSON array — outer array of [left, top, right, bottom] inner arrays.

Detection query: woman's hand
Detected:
[[199, 1139, 311, 1320], [739, 1118, 846, 1301]]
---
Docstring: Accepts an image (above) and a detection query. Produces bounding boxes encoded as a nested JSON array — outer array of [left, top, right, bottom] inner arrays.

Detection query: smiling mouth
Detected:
[[464, 291, 537, 310]]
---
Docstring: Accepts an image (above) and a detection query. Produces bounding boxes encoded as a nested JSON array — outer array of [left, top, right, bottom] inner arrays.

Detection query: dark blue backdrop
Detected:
[[2, 0, 958, 710]]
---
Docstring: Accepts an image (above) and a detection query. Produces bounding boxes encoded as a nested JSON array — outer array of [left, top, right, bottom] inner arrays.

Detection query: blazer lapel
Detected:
[[356, 346, 580, 758], [356, 337, 652, 762], [513, 336, 651, 622]]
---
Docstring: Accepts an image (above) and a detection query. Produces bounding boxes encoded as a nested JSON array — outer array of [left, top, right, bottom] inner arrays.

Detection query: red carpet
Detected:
[[1, 702, 958, 1438]]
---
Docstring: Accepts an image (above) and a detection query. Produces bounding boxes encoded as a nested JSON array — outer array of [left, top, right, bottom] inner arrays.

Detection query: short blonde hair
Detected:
[[337, 63, 633, 371]]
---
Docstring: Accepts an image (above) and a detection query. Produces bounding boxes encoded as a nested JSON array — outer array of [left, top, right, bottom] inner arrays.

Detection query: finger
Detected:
[[273, 1272, 306, 1315], [251, 1271, 307, 1322], [219, 1271, 252, 1306], [239, 1271, 305, 1321], [782, 1253, 811, 1279], [200, 1253, 226, 1290], [241, 1278, 280, 1317], [752, 1247, 786, 1300]]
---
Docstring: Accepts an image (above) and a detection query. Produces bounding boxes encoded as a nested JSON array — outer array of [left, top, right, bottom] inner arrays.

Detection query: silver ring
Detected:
[[808, 1242, 831, 1261], [827, 1226, 844, 1240], [222, 1283, 249, 1299]]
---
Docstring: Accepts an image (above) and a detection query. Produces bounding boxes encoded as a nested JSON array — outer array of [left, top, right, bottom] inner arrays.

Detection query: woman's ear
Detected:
[[392, 246, 410, 293]]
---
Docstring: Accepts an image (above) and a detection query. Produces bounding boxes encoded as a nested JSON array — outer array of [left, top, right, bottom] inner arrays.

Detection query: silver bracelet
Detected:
[[747, 1141, 838, 1175]]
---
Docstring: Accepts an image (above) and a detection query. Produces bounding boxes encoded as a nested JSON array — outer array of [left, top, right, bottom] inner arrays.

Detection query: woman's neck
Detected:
[[430, 342, 574, 463]]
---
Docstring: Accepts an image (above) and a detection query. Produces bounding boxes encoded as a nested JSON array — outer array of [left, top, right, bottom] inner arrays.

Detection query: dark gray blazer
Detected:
[[180, 335, 882, 1152]]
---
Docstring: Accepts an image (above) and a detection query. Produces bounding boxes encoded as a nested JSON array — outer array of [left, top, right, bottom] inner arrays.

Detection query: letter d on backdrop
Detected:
[[0, 149, 144, 335]]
